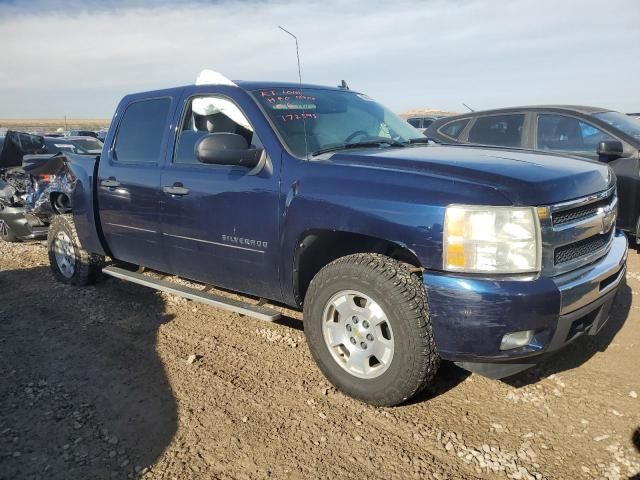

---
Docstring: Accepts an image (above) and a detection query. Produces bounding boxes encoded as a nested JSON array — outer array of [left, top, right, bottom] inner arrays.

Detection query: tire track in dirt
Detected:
[[1, 242, 639, 479]]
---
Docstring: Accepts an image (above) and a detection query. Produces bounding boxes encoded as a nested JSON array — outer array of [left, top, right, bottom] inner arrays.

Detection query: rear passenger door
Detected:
[[160, 91, 282, 300], [97, 96, 174, 272]]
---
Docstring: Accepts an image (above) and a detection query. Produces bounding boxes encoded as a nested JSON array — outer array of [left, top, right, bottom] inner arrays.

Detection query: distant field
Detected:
[[0, 118, 111, 134]]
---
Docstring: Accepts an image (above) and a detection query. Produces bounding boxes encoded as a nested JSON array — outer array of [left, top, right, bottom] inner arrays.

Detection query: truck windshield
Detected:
[[252, 88, 421, 158], [593, 111, 640, 140]]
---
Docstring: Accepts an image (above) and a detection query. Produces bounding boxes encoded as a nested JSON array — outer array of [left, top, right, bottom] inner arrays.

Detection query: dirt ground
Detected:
[[0, 241, 638, 480]]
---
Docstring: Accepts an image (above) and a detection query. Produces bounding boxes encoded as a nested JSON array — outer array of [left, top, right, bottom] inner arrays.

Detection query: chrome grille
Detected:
[[554, 231, 612, 265], [540, 186, 617, 276], [552, 197, 611, 227]]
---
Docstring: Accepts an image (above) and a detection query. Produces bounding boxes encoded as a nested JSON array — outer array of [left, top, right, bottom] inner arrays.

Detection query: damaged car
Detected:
[[0, 131, 85, 242], [44, 136, 103, 156]]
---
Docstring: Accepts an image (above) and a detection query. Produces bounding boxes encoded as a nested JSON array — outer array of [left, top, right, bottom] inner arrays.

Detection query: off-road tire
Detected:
[[47, 214, 104, 285], [0, 221, 20, 242], [303, 253, 439, 406]]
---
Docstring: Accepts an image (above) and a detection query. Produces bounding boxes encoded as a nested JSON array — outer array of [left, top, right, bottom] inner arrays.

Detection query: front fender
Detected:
[[278, 156, 514, 305]]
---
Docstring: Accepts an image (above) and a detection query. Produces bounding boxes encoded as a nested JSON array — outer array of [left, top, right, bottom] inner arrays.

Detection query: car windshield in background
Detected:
[[252, 88, 421, 158], [44, 140, 78, 154], [44, 137, 103, 155], [593, 111, 640, 140], [70, 138, 103, 152]]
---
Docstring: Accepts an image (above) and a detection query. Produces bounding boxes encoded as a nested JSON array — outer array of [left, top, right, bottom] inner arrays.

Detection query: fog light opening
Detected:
[[500, 330, 534, 351]]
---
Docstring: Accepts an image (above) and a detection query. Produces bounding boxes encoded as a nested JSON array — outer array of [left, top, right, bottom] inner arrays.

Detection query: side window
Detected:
[[174, 96, 261, 164], [114, 98, 171, 163], [422, 118, 434, 129], [438, 118, 470, 139], [467, 114, 525, 147], [537, 114, 615, 152], [407, 118, 421, 128]]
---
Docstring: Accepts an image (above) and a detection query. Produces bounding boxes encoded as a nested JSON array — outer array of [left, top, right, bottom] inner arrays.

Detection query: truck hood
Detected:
[[326, 145, 613, 205]]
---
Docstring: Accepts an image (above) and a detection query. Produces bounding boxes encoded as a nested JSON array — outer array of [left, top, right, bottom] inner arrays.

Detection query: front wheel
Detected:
[[47, 214, 104, 285], [303, 253, 439, 406]]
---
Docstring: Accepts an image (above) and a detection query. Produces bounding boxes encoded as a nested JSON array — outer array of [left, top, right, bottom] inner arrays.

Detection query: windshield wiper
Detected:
[[311, 138, 406, 157]]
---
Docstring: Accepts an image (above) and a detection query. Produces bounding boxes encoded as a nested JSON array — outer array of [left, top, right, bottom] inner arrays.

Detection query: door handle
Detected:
[[101, 177, 120, 188], [163, 183, 190, 196]]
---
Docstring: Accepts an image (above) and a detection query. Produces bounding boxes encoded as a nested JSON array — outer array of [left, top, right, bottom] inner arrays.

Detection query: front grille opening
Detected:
[[600, 267, 622, 291], [566, 309, 599, 342], [553, 196, 612, 227], [554, 232, 611, 265]]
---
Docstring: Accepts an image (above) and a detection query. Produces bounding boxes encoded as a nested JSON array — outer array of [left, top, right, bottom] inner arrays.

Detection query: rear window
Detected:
[[114, 98, 171, 163], [468, 114, 525, 147], [438, 118, 470, 139]]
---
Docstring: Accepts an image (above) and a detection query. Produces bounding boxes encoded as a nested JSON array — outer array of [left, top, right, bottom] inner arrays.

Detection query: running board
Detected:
[[102, 266, 281, 322]]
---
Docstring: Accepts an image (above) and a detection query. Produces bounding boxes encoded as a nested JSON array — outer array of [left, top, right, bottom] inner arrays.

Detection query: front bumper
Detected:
[[423, 231, 628, 379]]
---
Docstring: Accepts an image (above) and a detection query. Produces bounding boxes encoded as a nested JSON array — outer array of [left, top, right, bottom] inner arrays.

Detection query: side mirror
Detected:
[[195, 133, 262, 169], [597, 140, 624, 161]]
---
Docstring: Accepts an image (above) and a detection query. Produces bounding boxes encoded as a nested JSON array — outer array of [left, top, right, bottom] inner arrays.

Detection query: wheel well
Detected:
[[294, 230, 422, 306], [50, 192, 71, 214]]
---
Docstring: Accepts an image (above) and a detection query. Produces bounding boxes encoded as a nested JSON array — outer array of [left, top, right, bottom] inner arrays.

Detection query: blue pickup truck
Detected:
[[43, 77, 628, 406]]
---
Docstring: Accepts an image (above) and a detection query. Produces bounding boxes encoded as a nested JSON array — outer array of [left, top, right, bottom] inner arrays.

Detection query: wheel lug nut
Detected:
[[346, 324, 352, 332], [366, 334, 374, 341], [352, 316, 358, 324], [350, 337, 356, 345], [362, 320, 370, 329], [360, 342, 367, 350]]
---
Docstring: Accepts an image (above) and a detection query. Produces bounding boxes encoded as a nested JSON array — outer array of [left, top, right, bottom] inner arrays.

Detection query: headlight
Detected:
[[443, 205, 541, 274]]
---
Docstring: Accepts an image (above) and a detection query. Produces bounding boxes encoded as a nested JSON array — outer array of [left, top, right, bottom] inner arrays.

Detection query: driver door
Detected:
[[160, 92, 282, 300]]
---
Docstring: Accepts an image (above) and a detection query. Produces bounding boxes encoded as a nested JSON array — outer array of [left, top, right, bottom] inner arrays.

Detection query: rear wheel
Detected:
[[0, 220, 20, 242], [303, 253, 439, 406], [47, 214, 104, 285]]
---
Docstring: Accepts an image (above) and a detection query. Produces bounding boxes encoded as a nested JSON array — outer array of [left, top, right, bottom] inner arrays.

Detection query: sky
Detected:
[[0, 0, 639, 118]]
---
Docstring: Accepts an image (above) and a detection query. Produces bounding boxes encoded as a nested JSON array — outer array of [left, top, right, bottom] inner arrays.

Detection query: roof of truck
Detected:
[[234, 80, 350, 92], [122, 81, 356, 101]]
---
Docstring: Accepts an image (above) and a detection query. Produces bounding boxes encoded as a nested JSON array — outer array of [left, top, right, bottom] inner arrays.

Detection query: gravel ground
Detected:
[[0, 241, 639, 480]]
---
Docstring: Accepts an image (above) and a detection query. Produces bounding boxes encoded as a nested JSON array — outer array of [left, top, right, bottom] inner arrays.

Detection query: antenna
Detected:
[[463, 103, 475, 112], [278, 25, 309, 157], [278, 26, 302, 84]]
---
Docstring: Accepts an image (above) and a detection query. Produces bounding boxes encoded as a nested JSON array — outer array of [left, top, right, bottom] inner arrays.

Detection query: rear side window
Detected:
[[114, 98, 171, 163], [407, 118, 421, 128], [468, 114, 525, 147], [438, 118, 470, 139]]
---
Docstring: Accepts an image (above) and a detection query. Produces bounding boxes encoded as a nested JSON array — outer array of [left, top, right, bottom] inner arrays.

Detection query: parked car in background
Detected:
[[0, 131, 50, 241], [406, 115, 445, 133], [0, 132, 102, 242], [95, 128, 109, 141], [68, 129, 99, 138], [44, 136, 103, 155], [426, 106, 640, 242]]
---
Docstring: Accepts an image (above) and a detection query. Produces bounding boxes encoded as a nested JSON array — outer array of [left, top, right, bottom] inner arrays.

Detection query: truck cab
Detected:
[[44, 75, 628, 406]]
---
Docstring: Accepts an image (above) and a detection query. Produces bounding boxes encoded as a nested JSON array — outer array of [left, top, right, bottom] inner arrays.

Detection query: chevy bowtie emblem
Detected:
[[598, 205, 616, 234]]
